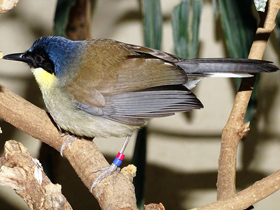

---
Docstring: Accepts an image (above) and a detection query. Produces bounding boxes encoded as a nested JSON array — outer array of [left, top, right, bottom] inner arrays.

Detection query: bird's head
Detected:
[[3, 36, 85, 86]]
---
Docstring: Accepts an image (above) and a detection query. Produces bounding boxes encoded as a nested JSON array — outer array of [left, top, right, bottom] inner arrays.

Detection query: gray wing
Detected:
[[74, 85, 203, 126], [69, 39, 203, 125]]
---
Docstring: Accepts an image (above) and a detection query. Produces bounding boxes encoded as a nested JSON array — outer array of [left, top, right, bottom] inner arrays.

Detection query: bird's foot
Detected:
[[90, 152, 125, 191], [60, 134, 77, 156], [91, 163, 120, 192]]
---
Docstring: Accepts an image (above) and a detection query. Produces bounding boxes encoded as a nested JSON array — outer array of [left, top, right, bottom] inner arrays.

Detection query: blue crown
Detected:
[[29, 36, 86, 77]]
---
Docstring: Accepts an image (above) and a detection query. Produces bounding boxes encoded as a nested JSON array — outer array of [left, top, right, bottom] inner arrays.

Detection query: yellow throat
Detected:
[[31, 67, 56, 89]]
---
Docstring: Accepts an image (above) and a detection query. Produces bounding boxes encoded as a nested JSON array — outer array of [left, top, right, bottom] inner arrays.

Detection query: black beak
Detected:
[[3, 53, 28, 63]]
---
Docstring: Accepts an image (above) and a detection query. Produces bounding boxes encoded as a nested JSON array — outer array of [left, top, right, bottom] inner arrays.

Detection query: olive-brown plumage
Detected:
[[3, 36, 279, 189], [3, 36, 279, 138]]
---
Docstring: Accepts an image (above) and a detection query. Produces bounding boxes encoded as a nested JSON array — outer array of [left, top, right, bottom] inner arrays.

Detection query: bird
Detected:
[[3, 36, 279, 190]]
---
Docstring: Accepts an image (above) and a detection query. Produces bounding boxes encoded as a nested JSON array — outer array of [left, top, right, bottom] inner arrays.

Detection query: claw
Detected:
[[91, 163, 118, 192], [92, 166, 111, 173], [60, 135, 77, 156], [60, 133, 67, 138], [90, 135, 132, 191]]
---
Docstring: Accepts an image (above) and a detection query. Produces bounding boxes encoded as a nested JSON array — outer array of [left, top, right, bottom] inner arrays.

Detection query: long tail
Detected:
[[176, 58, 279, 78]]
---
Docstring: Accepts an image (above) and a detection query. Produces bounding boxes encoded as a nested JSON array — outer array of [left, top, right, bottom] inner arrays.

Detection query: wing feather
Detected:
[[74, 85, 203, 124], [105, 85, 203, 118], [66, 39, 202, 125]]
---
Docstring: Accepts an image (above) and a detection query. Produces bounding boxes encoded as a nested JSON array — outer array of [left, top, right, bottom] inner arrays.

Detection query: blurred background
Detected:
[[0, 0, 280, 209]]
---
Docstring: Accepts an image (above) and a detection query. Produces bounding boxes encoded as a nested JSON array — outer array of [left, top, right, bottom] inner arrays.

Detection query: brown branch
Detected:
[[66, 0, 91, 40], [1, 1, 279, 209], [0, 85, 137, 210], [0, 0, 21, 14], [144, 203, 166, 210], [189, 169, 280, 210], [217, 0, 280, 200], [1, 1, 137, 209], [0, 140, 73, 210]]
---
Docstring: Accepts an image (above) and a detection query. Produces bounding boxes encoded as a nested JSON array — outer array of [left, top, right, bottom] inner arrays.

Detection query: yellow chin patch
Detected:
[[31, 68, 56, 88]]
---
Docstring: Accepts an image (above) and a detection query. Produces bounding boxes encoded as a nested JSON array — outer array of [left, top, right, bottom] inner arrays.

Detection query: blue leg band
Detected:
[[113, 158, 122, 167]]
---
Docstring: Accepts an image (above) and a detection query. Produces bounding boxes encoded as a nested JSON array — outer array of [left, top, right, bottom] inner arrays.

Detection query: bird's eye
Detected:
[[34, 55, 44, 64]]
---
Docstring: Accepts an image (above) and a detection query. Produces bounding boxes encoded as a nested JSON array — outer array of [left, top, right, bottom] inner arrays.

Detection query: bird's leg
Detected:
[[90, 135, 131, 191], [60, 134, 77, 156]]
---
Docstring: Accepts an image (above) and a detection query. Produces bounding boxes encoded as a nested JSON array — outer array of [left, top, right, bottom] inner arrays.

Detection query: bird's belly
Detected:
[[41, 88, 139, 138]]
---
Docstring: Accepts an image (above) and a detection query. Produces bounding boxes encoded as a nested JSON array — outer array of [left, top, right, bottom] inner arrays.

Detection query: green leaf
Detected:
[[217, 0, 257, 58], [172, 0, 203, 59], [53, 0, 76, 37], [142, 0, 162, 49], [191, 0, 203, 58], [216, 0, 258, 123]]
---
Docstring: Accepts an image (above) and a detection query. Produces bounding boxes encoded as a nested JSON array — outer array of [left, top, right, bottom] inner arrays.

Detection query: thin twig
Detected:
[[217, 0, 280, 200], [190, 169, 280, 210]]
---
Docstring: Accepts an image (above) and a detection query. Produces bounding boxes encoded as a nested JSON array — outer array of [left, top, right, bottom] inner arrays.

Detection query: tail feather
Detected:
[[176, 58, 279, 77]]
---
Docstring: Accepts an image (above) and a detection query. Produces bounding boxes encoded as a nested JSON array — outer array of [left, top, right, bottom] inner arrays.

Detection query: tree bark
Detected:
[[217, 0, 280, 200]]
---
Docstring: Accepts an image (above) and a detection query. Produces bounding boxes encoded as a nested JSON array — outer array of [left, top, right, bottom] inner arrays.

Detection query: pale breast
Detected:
[[40, 85, 139, 138]]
